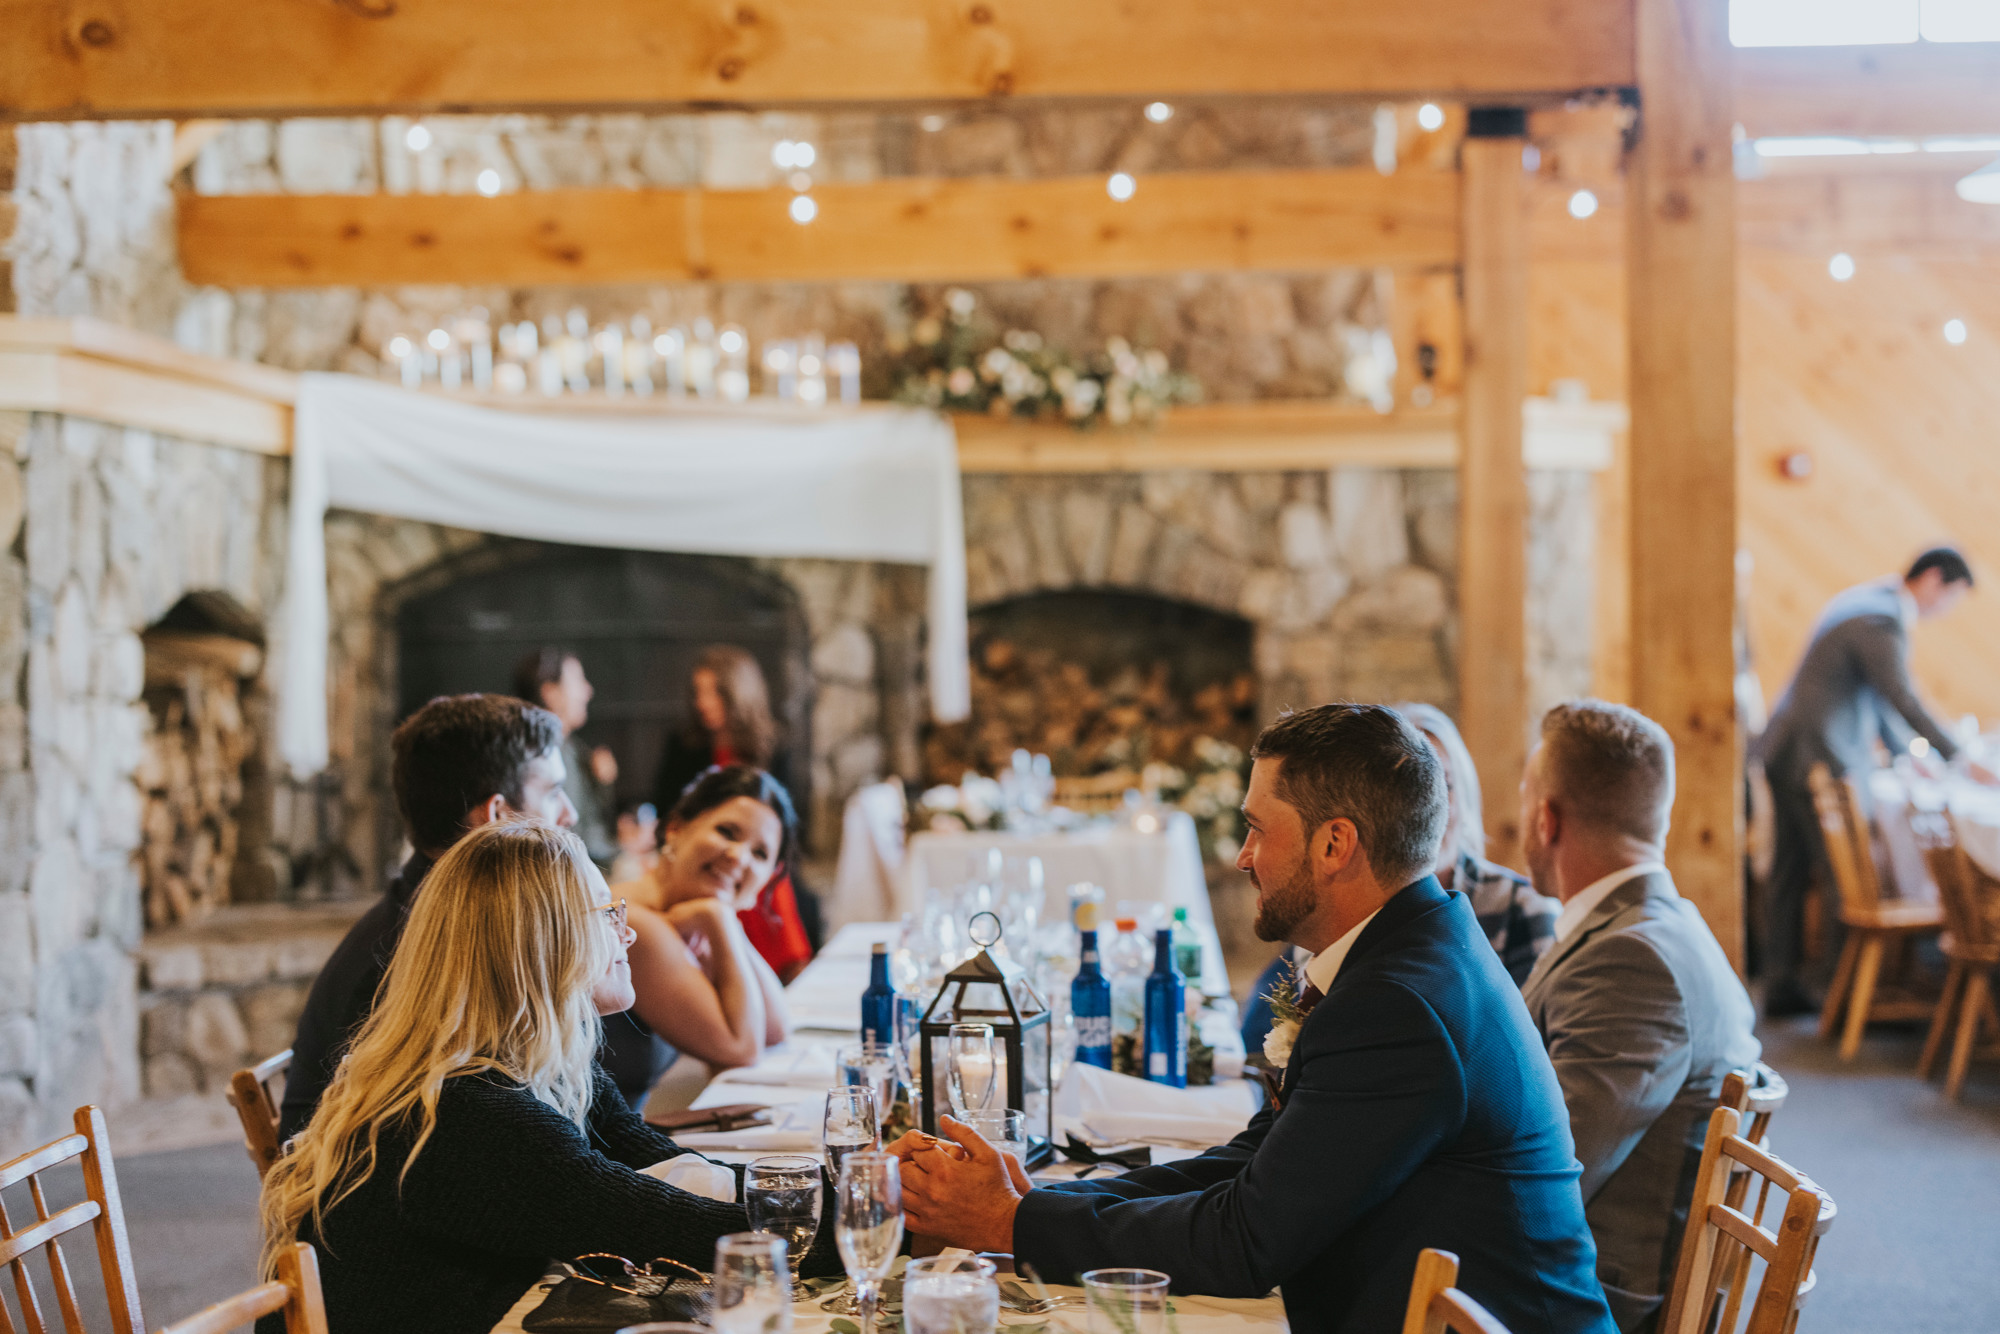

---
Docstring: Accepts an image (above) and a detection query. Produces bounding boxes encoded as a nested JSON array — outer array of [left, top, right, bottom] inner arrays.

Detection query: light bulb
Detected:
[[920, 114, 946, 132], [476, 168, 502, 197], [771, 139, 796, 169], [789, 194, 818, 224], [1945, 319, 1969, 345], [1144, 102, 1174, 123], [793, 141, 816, 168], [426, 328, 450, 351], [405, 123, 432, 152], [1417, 103, 1445, 131], [1107, 172, 1136, 201], [387, 336, 412, 359], [1567, 189, 1599, 219], [1828, 253, 1855, 282], [719, 329, 746, 354]]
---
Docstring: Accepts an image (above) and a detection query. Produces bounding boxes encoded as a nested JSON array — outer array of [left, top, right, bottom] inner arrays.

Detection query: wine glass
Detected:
[[833, 1151, 905, 1334], [836, 1042, 898, 1141], [711, 1233, 791, 1334], [744, 1155, 822, 1281], [822, 1085, 877, 1181], [946, 1023, 997, 1116]]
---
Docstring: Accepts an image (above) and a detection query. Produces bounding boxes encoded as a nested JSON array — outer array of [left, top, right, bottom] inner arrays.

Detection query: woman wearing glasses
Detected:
[[258, 820, 829, 1334]]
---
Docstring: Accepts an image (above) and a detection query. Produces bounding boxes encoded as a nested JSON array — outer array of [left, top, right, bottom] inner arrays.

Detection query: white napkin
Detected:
[[642, 1155, 738, 1202], [671, 1125, 822, 1152], [1054, 1062, 1259, 1125], [711, 1045, 842, 1088], [1080, 1111, 1249, 1148]]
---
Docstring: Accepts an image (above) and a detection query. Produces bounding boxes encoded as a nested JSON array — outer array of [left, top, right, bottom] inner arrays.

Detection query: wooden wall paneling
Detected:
[[1459, 126, 1531, 864], [1627, 0, 1741, 963], [176, 168, 1462, 288], [0, 1, 1635, 121]]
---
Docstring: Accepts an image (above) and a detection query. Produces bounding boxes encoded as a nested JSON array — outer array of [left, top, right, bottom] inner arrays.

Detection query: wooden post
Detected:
[[1459, 112, 1531, 865], [1628, 0, 1742, 963]]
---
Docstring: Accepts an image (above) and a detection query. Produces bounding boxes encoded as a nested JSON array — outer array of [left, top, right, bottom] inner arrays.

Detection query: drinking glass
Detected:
[[946, 1023, 997, 1116], [1083, 1268, 1171, 1334], [836, 1042, 898, 1140], [833, 1151, 905, 1334], [613, 1325, 709, 1334], [903, 1255, 1000, 1334], [822, 1086, 877, 1181], [712, 1233, 792, 1334], [959, 1108, 1028, 1170], [743, 1155, 822, 1280]]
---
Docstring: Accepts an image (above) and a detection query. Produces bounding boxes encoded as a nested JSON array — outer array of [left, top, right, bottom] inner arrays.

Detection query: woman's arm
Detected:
[[625, 901, 765, 1069], [737, 922, 792, 1046]]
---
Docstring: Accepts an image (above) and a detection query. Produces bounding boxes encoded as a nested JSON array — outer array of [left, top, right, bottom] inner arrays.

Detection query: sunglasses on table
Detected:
[[562, 1252, 704, 1296]]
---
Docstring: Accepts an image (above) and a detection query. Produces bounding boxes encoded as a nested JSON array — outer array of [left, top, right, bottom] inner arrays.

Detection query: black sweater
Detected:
[[269, 1064, 833, 1334]]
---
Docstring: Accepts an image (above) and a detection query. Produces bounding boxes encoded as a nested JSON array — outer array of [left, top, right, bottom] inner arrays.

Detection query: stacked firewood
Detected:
[[136, 632, 262, 929], [923, 634, 1258, 784]]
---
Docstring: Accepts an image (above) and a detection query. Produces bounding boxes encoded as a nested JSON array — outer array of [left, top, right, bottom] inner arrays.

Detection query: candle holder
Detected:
[[917, 911, 1053, 1167]]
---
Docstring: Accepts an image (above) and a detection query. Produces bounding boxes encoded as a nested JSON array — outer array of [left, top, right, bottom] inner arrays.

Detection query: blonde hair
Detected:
[[1393, 702, 1487, 865], [259, 821, 611, 1276]]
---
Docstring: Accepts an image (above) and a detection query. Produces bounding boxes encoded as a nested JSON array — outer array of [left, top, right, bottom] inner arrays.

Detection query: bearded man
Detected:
[[889, 703, 1614, 1334]]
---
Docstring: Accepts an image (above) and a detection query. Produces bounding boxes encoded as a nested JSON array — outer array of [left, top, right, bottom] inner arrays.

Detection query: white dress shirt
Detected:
[[1552, 862, 1670, 944], [1302, 907, 1383, 997]]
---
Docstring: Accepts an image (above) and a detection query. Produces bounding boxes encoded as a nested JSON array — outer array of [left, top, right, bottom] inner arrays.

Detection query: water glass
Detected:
[[823, 1085, 878, 1181], [959, 1108, 1028, 1168], [712, 1233, 792, 1334], [836, 1042, 899, 1139], [833, 1151, 905, 1334], [744, 1155, 822, 1279], [1083, 1268, 1170, 1334], [903, 1255, 1000, 1334], [613, 1325, 710, 1334], [946, 1023, 997, 1115]]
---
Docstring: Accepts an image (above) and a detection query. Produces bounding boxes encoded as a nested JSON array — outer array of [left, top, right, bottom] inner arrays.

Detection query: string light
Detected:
[[405, 123, 432, 152], [476, 169, 502, 197], [1567, 189, 1599, 219], [426, 328, 450, 351], [1944, 319, 1969, 345], [920, 114, 946, 132], [1144, 102, 1174, 123], [789, 195, 819, 224], [1107, 172, 1136, 201], [1828, 253, 1855, 282], [1417, 103, 1445, 132], [772, 139, 817, 170]]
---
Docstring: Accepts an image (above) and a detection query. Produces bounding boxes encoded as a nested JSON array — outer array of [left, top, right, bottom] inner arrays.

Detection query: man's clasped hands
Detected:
[[886, 1116, 1035, 1254]]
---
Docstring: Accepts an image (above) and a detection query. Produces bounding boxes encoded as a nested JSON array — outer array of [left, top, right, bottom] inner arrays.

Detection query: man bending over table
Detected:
[[891, 703, 1616, 1334]]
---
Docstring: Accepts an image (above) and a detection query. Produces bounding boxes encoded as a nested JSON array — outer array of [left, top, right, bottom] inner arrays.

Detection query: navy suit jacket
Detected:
[[1014, 877, 1616, 1334]]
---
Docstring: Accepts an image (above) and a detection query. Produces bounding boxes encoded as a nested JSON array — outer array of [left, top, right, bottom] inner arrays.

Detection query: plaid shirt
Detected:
[[1454, 851, 1560, 985]]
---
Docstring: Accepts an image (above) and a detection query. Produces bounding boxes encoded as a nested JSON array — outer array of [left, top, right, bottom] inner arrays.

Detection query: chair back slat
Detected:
[[156, 1244, 328, 1334], [0, 1107, 145, 1334], [1662, 1107, 1836, 1334], [1923, 843, 1983, 948], [1400, 1248, 1516, 1334], [1944, 840, 2000, 952], [225, 1050, 291, 1180], [1809, 765, 1882, 912]]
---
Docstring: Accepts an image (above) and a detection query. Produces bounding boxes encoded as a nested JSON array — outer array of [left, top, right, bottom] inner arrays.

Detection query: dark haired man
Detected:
[[1520, 700, 1759, 1332], [1756, 545, 1979, 1017], [278, 694, 578, 1139], [891, 703, 1614, 1334], [514, 647, 620, 869]]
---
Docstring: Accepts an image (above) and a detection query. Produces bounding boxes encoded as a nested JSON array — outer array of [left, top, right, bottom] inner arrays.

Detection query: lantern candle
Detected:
[[917, 911, 1053, 1166]]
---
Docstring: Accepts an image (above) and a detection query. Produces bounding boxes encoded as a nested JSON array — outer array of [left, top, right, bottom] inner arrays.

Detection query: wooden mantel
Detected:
[[0, 316, 1620, 473]]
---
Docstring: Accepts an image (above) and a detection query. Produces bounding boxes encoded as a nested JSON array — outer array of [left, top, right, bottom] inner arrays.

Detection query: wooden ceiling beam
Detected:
[[0, 0, 1632, 121], [1733, 45, 2000, 140], [175, 167, 1461, 288]]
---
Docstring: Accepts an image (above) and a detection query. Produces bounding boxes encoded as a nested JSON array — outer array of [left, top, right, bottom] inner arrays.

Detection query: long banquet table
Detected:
[[490, 922, 1287, 1332]]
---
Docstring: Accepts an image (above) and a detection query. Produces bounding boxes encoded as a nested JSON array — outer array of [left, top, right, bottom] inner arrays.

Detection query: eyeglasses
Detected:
[[594, 898, 628, 933], [563, 1252, 703, 1297]]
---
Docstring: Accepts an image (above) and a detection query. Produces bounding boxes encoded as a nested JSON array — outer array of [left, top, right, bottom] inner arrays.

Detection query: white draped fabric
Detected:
[[279, 374, 969, 774]]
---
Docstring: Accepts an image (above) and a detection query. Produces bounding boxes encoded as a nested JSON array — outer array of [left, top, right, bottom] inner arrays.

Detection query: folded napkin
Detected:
[[1080, 1110, 1248, 1148], [711, 1046, 842, 1088], [1054, 1062, 1259, 1124], [641, 1154, 738, 1202]]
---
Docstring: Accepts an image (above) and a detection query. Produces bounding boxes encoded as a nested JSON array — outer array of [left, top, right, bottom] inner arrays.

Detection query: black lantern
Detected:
[[918, 912, 1054, 1167]]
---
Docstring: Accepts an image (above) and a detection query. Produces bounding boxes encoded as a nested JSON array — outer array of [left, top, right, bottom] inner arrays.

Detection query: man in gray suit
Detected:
[[1755, 547, 1976, 1016], [1519, 700, 1761, 1333]]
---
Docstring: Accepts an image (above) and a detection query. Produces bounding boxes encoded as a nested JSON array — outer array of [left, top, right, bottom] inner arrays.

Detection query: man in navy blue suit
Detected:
[[894, 703, 1615, 1334]]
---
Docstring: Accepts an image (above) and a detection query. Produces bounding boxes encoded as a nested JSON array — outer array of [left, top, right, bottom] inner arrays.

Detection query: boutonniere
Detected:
[[1260, 958, 1309, 1071]]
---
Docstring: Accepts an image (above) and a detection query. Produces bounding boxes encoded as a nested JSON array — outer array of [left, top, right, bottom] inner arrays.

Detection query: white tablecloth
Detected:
[[901, 814, 1227, 992]]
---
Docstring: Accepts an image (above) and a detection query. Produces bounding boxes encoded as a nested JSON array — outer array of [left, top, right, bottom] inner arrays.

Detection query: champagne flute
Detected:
[[822, 1085, 877, 1181], [744, 1155, 822, 1281], [946, 1023, 997, 1116], [834, 1151, 905, 1334]]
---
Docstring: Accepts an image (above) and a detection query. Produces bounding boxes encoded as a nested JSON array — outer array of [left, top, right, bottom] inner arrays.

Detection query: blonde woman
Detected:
[[260, 821, 828, 1334]]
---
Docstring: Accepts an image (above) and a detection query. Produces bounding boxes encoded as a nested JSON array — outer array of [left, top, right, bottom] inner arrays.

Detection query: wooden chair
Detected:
[[154, 1244, 327, 1334], [225, 1050, 292, 1179], [1710, 1064, 1791, 1333], [1808, 764, 1942, 1058], [1660, 1107, 1836, 1334], [1917, 842, 2000, 1100], [1399, 1248, 1512, 1334], [0, 1104, 146, 1334]]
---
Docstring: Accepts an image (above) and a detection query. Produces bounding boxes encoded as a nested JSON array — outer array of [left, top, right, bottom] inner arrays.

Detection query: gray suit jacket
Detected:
[[1521, 871, 1761, 1332], [1757, 579, 1956, 783]]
